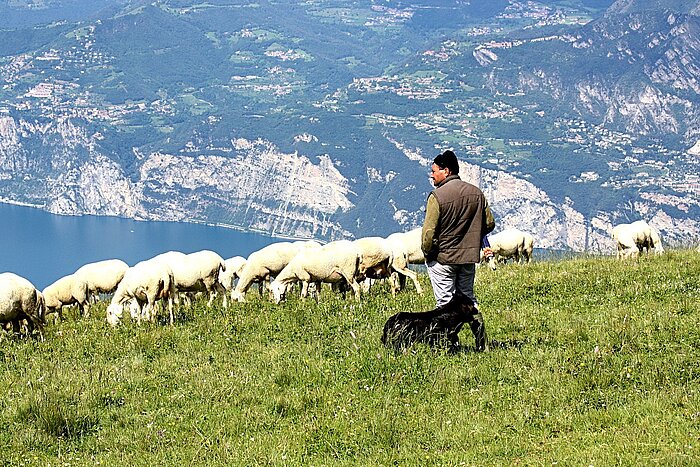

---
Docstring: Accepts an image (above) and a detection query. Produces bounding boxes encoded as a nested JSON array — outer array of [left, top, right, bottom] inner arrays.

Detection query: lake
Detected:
[[0, 203, 279, 290]]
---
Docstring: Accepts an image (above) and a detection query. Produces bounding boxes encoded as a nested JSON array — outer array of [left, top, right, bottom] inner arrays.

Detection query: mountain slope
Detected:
[[1, 0, 699, 251]]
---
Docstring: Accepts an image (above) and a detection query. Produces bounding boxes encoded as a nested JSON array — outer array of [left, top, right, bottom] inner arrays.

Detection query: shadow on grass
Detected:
[[383, 338, 525, 356], [450, 338, 526, 355], [17, 393, 99, 440]]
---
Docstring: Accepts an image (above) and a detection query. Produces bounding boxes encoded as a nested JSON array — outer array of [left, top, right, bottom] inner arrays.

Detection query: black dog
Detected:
[[381, 293, 487, 352]]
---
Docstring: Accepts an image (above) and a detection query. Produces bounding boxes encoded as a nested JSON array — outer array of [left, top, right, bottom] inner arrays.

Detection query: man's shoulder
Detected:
[[441, 178, 483, 195]]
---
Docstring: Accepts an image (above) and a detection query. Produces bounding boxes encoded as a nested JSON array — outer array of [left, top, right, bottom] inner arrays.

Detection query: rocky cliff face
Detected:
[[2, 108, 698, 252], [0, 115, 354, 239], [1, 0, 699, 253]]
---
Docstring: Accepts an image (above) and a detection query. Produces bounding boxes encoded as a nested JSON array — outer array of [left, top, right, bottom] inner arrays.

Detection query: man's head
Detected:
[[430, 150, 459, 186]]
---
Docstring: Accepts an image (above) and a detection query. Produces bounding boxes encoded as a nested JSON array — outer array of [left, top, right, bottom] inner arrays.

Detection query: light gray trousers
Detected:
[[426, 261, 477, 307]]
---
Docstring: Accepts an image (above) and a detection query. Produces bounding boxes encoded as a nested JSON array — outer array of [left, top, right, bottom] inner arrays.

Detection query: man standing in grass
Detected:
[[421, 150, 495, 351]]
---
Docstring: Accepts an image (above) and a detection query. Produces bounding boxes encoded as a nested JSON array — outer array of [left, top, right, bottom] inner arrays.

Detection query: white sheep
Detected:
[[151, 250, 227, 308], [649, 226, 664, 254], [387, 228, 424, 264], [479, 248, 498, 271], [612, 220, 658, 259], [0, 272, 45, 338], [232, 240, 321, 302], [486, 228, 534, 265], [73, 259, 129, 303], [270, 240, 363, 304], [106, 259, 176, 326], [385, 228, 424, 293], [354, 235, 424, 296], [218, 256, 247, 300], [353, 236, 393, 278], [42, 273, 88, 320], [351, 236, 393, 295]]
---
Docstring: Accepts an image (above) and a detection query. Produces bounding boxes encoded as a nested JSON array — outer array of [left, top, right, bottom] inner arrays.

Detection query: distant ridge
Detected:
[[1, 0, 699, 252], [606, 0, 700, 15]]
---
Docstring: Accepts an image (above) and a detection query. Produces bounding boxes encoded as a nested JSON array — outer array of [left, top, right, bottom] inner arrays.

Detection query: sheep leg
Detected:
[[167, 280, 176, 324], [26, 315, 44, 341], [391, 266, 422, 295], [157, 297, 172, 326], [135, 301, 143, 325], [334, 267, 361, 301], [389, 271, 400, 294], [216, 282, 228, 309], [11, 319, 21, 335], [148, 299, 159, 323], [312, 281, 321, 301], [349, 280, 362, 301], [54, 307, 64, 323], [232, 274, 256, 303], [207, 281, 227, 309], [129, 299, 140, 320], [82, 301, 90, 318], [399, 273, 407, 290], [265, 276, 275, 301], [142, 303, 152, 323]]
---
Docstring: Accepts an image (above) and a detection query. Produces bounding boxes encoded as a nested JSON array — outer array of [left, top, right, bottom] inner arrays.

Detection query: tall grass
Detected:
[[1, 251, 700, 465]]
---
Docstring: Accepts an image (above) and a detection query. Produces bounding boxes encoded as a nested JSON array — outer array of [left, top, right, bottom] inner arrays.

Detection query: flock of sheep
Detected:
[[0, 219, 670, 339]]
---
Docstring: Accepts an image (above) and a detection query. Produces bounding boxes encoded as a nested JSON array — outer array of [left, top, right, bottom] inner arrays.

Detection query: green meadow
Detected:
[[2, 251, 699, 465]]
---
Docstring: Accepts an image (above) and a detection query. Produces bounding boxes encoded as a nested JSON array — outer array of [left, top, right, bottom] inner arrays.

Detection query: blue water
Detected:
[[0, 203, 278, 290]]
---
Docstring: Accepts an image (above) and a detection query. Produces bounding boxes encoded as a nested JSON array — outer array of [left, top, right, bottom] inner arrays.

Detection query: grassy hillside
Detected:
[[2, 251, 700, 465]]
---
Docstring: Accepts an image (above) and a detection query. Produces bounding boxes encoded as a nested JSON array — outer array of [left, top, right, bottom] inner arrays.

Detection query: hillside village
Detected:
[[1, 0, 700, 251]]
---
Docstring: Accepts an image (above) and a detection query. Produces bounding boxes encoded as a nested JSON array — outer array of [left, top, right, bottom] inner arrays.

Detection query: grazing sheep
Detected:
[[612, 220, 658, 259], [487, 228, 534, 265], [218, 256, 247, 300], [73, 259, 129, 302], [42, 274, 88, 320], [270, 240, 362, 304], [649, 226, 664, 254], [386, 228, 424, 264], [0, 272, 45, 339], [151, 250, 227, 308], [381, 292, 486, 352], [232, 241, 321, 302], [353, 236, 402, 294], [353, 236, 393, 280], [385, 228, 424, 293], [106, 259, 176, 326], [479, 242, 497, 271], [385, 245, 424, 295]]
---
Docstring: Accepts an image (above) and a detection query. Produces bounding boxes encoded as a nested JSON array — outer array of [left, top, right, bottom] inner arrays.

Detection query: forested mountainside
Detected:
[[1, 0, 699, 251]]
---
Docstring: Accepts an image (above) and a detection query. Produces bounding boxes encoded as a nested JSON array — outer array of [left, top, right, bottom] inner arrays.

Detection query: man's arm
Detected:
[[422, 193, 440, 258]]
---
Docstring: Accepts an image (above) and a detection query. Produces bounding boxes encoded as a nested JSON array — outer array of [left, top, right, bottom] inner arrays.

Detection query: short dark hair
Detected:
[[433, 150, 459, 174]]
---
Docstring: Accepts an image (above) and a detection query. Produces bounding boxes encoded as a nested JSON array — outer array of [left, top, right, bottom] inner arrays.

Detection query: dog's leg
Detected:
[[467, 309, 488, 352]]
